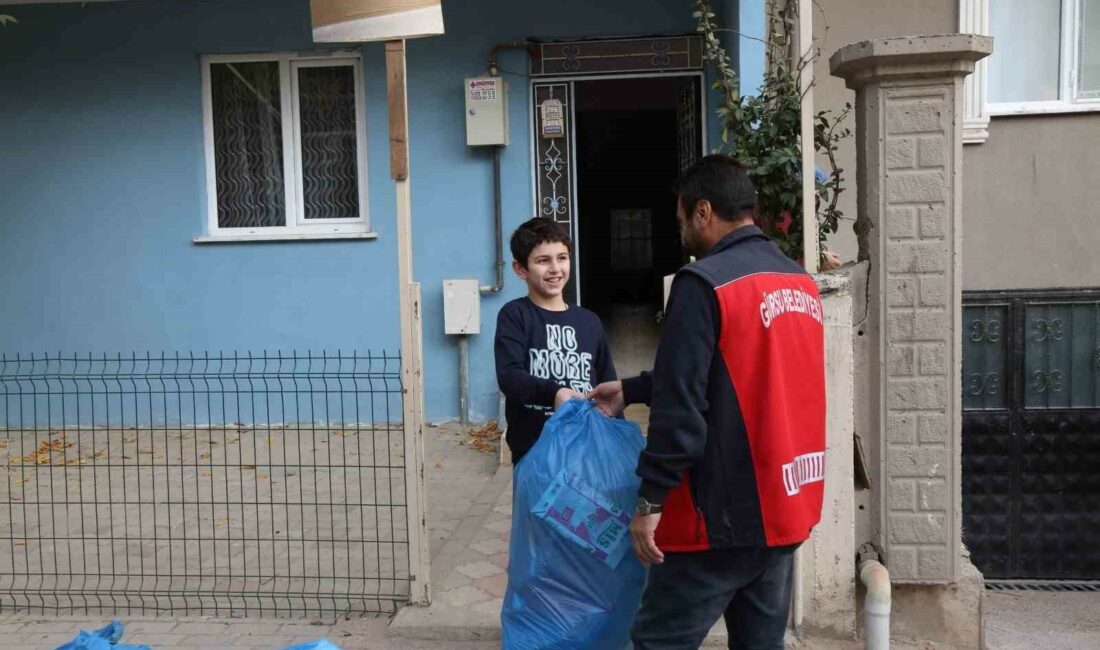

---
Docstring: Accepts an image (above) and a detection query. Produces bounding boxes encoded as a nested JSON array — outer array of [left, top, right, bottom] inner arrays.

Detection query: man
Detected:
[[590, 155, 826, 649]]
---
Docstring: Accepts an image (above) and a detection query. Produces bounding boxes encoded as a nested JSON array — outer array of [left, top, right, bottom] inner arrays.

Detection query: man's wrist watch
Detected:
[[636, 496, 663, 516]]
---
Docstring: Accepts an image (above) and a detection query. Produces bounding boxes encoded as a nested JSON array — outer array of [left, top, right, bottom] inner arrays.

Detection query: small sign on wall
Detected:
[[468, 78, 499, 102], [540, 99, 564, 139]]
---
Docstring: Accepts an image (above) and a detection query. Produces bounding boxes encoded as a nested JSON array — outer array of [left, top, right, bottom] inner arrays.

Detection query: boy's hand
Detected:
[[588, 381, 625, 417], [554, 387, 585, 409]]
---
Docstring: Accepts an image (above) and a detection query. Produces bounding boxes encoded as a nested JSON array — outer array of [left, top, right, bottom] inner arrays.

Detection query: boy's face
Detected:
[[513, 241, 571, 300]]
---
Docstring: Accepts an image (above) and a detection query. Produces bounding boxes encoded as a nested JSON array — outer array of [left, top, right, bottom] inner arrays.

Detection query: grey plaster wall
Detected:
[[962, 114, 1100, 290]]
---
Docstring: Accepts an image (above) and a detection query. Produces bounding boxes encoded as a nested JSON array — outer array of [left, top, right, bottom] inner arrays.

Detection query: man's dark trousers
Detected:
[[630, 544, 798, 650]]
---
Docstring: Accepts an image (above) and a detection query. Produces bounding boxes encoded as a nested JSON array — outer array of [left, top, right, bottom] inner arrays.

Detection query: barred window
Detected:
[[200, 53, 371, 241]]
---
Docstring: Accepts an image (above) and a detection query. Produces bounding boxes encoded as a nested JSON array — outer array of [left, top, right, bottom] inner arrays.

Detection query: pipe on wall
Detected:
[[858, 543, 891, 650], [478, 40, 535, 295], [457, 335, 470, 425], [480, 145, 505, 294]]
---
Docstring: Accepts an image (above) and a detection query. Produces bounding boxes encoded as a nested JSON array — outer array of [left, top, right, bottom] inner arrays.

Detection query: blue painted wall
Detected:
[[0, 0, 764, 422]]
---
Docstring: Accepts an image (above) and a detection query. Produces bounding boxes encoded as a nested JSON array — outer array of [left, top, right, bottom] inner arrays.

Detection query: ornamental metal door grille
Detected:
[[677, 80, 699, 173], [962, 290, 1100, 580]]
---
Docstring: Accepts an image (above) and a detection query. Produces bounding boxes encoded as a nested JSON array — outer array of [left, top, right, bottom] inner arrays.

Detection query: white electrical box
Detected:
[[465, 77, 508, 146], [443, 279, 481, 335]]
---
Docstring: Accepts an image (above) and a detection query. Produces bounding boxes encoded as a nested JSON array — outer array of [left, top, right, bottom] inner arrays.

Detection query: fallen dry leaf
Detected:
[[464, 421, 501, 455]]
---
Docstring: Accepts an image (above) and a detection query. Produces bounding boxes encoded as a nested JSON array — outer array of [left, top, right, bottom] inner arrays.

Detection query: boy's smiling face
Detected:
[[514, 240, 571, 304]]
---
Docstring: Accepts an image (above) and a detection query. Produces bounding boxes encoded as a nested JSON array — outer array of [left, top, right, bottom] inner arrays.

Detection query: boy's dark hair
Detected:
[[673, 154, 758, 222], [510, 217, 572, 268]]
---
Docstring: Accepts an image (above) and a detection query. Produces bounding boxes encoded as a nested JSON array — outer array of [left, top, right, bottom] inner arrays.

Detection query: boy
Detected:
[[494, 217, 616, 464]]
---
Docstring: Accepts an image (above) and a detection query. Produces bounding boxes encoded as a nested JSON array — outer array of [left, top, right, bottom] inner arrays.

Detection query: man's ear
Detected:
[[694, 199, 713, 227], [512, 259, 528, 280]]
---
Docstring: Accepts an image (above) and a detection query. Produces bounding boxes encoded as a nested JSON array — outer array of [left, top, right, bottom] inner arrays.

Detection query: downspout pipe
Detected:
[[481, 42, 533, 436], [858, 543, 890, 650], [479, 144, 505, 294], [479, 41, 534, 295], [457, 335, 470, 425]]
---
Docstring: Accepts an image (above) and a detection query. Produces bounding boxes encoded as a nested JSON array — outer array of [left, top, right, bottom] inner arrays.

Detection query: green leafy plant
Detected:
[[694, 0, 851, 264]]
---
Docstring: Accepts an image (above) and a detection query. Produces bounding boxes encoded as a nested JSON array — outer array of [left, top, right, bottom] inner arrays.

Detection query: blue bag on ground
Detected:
[[54, 621, 151, 650], [502, 399, 646, 649], [279, 640, 343, 650]]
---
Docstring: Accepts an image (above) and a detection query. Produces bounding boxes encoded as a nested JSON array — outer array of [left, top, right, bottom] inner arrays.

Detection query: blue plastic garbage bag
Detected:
[[54, 620, 151, 650], [502, 399, 647, 649], [279, 640, 342, 650]]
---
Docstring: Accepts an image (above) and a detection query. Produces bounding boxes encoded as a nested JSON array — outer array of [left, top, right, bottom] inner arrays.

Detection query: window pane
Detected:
[[1081, 0, 1100, 98], [963, 305, 1008, 411], [1023, 302, 1100, 409], [210, 61, 286, 228], [298, 65, 360, 220], [610, 209, 653, 271], [989, 0, 1062, 104]]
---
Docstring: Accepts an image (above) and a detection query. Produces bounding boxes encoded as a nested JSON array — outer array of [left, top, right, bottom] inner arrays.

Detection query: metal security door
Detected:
[[962, 290, 1100, 580]]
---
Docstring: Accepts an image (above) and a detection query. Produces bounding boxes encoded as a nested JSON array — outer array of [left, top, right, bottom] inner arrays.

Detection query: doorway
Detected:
[[531, 65, 705, 413], [573, 76, 702, 377]]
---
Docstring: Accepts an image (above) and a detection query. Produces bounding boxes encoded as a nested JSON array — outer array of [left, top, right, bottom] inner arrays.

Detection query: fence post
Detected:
[[387, 38, 432, 606]]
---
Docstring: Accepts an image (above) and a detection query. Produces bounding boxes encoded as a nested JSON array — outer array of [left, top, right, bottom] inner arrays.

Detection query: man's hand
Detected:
[[554, 387, 585, 409], [630, 512, 665, 566], [822, 249, 843, 270], [587, 381, 625, 417]]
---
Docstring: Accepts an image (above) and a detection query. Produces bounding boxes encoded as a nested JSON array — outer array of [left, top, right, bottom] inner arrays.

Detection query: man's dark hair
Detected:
[[510, 217, 572, 268], [673, 154, 758, 222]]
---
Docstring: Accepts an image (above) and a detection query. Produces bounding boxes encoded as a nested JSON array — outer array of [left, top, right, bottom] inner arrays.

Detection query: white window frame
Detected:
[[962, 0, 1100, 144], [197, 51, 374, 243]]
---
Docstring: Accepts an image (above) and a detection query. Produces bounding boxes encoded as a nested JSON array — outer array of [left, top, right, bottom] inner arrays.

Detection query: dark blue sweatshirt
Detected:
[[494, 297, 616, 463]]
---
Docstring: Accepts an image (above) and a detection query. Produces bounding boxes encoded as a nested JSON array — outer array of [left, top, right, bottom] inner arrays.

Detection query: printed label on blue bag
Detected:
[[532, 470, 632, 568]]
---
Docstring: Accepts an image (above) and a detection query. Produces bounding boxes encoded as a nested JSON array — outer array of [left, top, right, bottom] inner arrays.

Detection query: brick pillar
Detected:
[[831, 36, 992, 646], [832, 34, 990, 584]]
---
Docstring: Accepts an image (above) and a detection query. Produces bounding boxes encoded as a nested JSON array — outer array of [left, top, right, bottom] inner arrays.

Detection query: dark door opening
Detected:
[[573, 76, 702, 377]]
